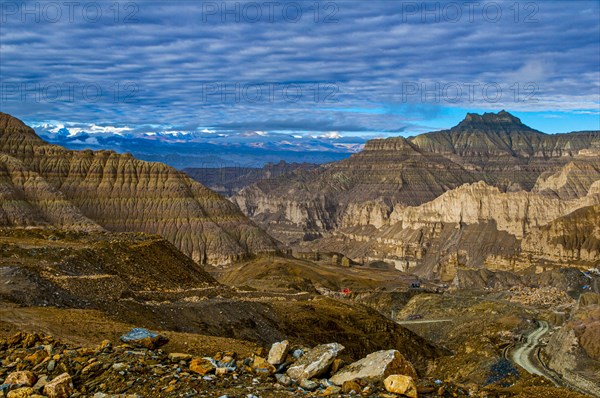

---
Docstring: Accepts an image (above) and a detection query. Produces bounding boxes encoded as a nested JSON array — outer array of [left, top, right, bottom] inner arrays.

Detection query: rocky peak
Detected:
[[453, 110, 538, 133], [407, 110, 590, 161], [0, 112, 44, 145], [0, 112, 30, 131]]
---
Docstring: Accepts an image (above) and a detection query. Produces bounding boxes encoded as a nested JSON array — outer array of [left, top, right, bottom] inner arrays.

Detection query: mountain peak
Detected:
[[0, 112, 45, 149], [0, 112, 33, 132], [454, 110, 533, 132]]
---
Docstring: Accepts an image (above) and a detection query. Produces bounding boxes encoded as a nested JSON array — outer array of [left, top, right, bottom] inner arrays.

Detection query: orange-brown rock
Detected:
[[4, 370, 37, 387], [43, 373, 74, 398], [383, 374, 418, 397], [189, 358, 216, 375]]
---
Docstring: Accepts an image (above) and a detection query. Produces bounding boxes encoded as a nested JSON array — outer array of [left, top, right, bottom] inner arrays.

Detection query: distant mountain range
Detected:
[[33, 123, 367, 168]]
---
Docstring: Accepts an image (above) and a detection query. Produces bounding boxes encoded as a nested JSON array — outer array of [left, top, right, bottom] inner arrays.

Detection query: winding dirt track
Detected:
[[507, 320, 598, 397], [510, 320, 551, 378]]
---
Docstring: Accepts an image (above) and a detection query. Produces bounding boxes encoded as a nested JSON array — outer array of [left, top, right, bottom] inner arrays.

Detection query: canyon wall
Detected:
[[234, 111, 600, 277]]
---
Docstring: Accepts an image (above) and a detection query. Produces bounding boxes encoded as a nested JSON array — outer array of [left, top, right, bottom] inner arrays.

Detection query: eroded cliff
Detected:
[[0, 113, 278, 265], [233, 111, 600, 277]]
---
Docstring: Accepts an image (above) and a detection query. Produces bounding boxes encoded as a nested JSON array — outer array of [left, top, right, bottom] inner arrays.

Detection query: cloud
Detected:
[[314, 132, 343, 139], [1, 0, 598, 136], [504, 59, 553, 83]]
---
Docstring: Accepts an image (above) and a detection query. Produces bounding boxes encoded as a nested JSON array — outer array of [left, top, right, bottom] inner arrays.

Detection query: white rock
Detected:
[[330, 349, 417, 386], [268, 340, 290, 365], [287, 343, 344, 380]]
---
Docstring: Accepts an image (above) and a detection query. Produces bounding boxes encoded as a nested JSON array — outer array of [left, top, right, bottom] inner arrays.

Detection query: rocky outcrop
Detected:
[[234, 131, 478, 244], [0, 113, 278, 265], [386, 181, 598, 239], [303, 179, 599, 280], [409, 111, 599, 161], [231, 111, 600, 278], [545, 300, 600, 396], [533, 156, 600, 200], [0, 153, 102, 231], [521, 204, 600, 262]]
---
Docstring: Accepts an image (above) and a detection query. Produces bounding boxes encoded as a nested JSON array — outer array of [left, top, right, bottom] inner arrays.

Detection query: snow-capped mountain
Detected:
[[31, 122, 368, 168]]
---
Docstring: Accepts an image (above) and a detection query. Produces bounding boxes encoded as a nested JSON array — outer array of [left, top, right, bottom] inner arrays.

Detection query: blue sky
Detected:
[[1, 0, 599, 137]]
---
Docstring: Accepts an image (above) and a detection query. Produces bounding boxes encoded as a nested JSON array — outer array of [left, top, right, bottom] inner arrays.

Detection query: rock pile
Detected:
[[0, 330, 428, 397], [507, 286, 574, 307]]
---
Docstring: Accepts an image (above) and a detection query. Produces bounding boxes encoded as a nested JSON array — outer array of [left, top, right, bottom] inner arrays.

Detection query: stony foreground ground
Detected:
[[1, 331, 592, 398]]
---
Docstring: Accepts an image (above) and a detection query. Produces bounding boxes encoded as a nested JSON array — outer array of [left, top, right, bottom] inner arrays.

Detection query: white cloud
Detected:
[[315, 131, 343, 139]]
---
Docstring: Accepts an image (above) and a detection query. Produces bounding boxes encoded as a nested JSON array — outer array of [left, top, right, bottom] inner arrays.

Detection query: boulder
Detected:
[[5, 371, 37, 387], [330, 349, 417, 385], [168, 353, 192, 362], [7, 387, 35, 398], [384, 374, 418, 398], [287, 343, 344, 380], [189, 358, 216, 375], [251, 356, 276, 375], [43, 373, 74, 398], [267, 340, 289, 365], [119, 328, 169, 349]]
